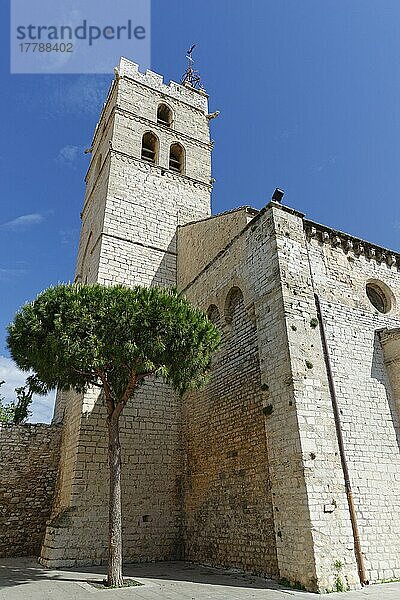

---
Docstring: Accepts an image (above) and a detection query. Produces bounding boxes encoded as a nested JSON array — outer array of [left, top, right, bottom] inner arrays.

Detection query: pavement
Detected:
[[1, 557, 400, 600]]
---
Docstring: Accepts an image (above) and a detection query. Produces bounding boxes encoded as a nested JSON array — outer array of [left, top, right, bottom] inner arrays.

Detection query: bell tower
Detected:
[[43, 58, 214, 567], [75, 57, 212, 289]]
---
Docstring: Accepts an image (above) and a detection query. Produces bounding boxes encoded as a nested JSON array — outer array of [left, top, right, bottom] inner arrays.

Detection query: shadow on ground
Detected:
[[0, 557, 282, 591]]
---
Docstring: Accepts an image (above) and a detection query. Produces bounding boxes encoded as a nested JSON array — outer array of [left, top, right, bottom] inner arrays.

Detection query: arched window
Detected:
[[157, 104, 173, 127], [169, 143, 184, 174], [141, 132, 158, 164], [225, 287, 244, 324]]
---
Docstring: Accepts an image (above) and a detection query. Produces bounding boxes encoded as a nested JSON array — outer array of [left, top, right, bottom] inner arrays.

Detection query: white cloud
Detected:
[[56, 144, 84, 167], [0, 213, 44, 231], [0, 356, 55, 424]]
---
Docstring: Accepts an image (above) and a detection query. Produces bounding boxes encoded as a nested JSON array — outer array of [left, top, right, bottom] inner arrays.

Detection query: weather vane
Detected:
[[181, 44, 203, 89]]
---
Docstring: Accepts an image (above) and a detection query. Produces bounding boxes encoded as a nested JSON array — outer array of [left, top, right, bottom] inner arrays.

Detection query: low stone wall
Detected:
[[0, 424, 61, 557]]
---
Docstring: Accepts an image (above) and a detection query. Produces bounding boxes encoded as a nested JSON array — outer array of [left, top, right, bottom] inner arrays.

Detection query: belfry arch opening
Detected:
[[169, 143, 185, 174], [141, 132, 159, 164], [157, 104, 173, 127]]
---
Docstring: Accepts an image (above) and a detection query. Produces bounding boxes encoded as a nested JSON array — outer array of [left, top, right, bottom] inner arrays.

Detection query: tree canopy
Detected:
[[7, 284, 220, 401]]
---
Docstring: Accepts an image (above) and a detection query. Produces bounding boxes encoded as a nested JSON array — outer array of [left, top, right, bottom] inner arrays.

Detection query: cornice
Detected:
[[304, 219, 400, 268]]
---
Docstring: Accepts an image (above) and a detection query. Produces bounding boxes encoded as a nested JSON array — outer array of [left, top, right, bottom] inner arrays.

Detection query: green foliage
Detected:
[[0, 382, 15, 423], [13, 383, 34, 424], [330, 559, 348, 593], [310, 318, 319, 328], [305, 360, 314, 369], [334, 576, 345, 592], [7, 284, 221, 402], [0, 380, 34, 424], [279, 578, 306, 591], [0, 404, 15, 423]]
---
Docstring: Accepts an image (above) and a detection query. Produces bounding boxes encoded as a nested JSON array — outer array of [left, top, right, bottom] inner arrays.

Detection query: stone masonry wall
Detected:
[[270, 206, 360, 591], [178, 214, 290, 576], [0, 424, 61, 557], [98, 151, 210, 289], [182, 289, 278, 576], [42, 382, 182, 567], [177, 207, 258, 290], [306, 229, 400, 583], [179, 204, 364, 592], [75, 154, 109, 284]]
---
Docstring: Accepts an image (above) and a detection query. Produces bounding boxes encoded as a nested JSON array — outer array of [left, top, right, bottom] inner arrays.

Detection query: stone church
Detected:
[[1, 57, 400, 593]]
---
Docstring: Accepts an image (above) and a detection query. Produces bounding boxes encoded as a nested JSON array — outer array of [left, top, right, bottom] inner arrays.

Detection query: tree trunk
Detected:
[[107, 413, 123, 587]]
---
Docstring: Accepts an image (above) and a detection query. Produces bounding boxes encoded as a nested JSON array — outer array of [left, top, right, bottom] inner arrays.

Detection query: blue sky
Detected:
[[1, 0, 399, 421]]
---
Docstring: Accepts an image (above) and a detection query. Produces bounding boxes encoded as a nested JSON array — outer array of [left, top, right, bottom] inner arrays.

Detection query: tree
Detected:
[[7, 283, 220, 587], [14, 382, 34, 423]]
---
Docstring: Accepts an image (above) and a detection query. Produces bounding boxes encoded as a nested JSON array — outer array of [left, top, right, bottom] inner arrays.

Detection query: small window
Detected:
[[366, 282, 391, 313], [157, 104, 173, 127], [141, 132, 158, 164], [169, 143, 184, 174]]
